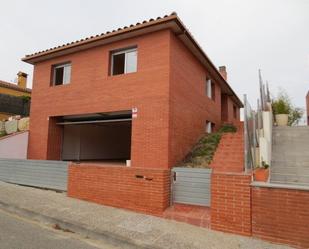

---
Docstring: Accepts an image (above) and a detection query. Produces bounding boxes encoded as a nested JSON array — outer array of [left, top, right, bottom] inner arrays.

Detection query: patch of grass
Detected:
[[179, 124, 237, 168], [218, 123, 237, 133], [0, 131, 6, 138]]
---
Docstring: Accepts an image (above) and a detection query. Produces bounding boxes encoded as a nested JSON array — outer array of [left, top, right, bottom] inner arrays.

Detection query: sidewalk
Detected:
[[0, 181, 292, 249]]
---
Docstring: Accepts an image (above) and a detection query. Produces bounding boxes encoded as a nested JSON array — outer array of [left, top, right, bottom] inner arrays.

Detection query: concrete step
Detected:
[[271, 126, 309, 186], [273, 127, 309, 136], [270, 173, 309, 185], [270, 179, 309, 187], [271, 166, 309, 175], [272, 159, 309, 165]]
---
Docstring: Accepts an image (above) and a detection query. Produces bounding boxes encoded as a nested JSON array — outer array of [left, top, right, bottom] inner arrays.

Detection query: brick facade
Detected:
[[28, 29, 241, 169], [210, 122, 252, 236], [225, 96, 241, 123], [68, 163, 170, 215], [211, 173, 252, 236], [28, 30, 171, 169], [25, 16, 242, 217], [210, 123, 244, 172], [252, 187, 309, 249], [168, 33, 223, 166]]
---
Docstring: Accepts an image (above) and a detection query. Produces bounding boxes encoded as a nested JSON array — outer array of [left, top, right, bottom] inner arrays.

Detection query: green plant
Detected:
[[0, 130, 6, 138], [254, 160, 269, 170], [181, 124, 237, 168], [272, 89, 303, 126], [288, 107, 304, 126], [261, 161, 269, 169], [20, 95, 31, 102], [218, 124, 237, 133], [272, 91, 291, 115]]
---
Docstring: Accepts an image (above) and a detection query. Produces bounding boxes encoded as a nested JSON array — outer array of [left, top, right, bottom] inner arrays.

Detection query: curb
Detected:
[[0, 200, 162, 249]]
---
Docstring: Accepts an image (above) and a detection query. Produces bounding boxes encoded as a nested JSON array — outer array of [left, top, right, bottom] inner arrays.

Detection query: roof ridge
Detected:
[[24, 12, 178, 59], [0, 80, 32, 93]]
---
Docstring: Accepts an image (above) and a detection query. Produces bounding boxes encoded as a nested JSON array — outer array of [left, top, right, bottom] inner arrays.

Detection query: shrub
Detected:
[[0, 131, 6, 137], [218, 124, 237, 133], [181, 124, 237, 168], [272, 90, 304, 126], [288, 107, 304, 126]]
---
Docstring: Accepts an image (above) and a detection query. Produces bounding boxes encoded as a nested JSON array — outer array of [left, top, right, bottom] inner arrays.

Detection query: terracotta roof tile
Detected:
[[24, 12, 177, 59], [21, 11, 243, 107], [0, 80, 32, 93]]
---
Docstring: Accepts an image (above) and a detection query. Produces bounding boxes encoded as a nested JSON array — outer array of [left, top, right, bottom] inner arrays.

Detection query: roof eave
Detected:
[[22, 15, 179, 64], [22, 14, 243, 107], [173, 17, 243, 107]]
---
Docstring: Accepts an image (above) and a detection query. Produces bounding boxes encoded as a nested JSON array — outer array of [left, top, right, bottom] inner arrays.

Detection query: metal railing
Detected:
[[244, 69, 273, 175], [244, 94, 257, 172]]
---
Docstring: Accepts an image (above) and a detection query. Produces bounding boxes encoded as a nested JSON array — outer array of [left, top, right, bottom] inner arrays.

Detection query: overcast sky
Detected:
[[1, 0, 308, 114]]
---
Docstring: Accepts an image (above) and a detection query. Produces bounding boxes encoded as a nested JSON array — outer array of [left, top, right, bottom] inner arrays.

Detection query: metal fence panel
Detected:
[[172, 167, 212, 207], [0, 159, 68, 191]]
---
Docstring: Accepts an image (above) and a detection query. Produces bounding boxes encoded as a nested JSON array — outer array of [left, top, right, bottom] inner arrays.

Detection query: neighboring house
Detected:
[[307, 91, 309, 125], [0, 72, 31, 120], [22, 13, 242, 213]]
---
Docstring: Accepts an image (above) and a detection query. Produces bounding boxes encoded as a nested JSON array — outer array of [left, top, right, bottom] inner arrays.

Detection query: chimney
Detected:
[[219, 66, 227, 81], [17, 71, 28, 89]]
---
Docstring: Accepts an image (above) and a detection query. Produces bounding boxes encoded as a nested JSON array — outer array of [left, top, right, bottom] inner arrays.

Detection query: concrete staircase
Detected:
[[271, 126, 309, 186]]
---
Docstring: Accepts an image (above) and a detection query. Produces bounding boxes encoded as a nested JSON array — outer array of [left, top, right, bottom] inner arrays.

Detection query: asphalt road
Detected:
[[0, 210, 121, 249]]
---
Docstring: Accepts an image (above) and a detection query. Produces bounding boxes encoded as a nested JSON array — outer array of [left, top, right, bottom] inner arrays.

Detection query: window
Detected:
[[233, 105, 237, 119], [206, 121, 214, 133], [52, 63, 71, 85], [206, 78, 215, 100], [111, 47, 137, 75]]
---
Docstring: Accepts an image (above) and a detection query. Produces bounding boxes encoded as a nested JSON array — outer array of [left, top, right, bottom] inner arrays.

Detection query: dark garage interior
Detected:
[[57, 111, 132, 163]]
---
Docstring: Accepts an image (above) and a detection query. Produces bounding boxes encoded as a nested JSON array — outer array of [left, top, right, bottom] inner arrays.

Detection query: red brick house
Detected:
[[22, 13, 242, 214]]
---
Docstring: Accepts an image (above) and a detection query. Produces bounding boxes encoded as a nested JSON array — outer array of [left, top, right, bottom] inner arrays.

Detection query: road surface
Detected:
[[0, 209, 123, 249]]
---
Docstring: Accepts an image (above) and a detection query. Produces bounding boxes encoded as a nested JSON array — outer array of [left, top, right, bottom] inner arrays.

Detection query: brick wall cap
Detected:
[[69, 162, 170, 172], [213, 172, 251, 176]]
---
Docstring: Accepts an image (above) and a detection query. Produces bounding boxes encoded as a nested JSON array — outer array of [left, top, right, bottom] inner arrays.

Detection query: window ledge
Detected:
[[108, 71, 138, 78], [50, 83, 71, 88]]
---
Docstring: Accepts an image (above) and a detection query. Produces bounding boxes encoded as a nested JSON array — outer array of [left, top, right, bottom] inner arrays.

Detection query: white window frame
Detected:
[[206, 79, 214, 100], [111, 47, 137, 75], [206, 121, 212, 133], [53, 63, 71, 85]]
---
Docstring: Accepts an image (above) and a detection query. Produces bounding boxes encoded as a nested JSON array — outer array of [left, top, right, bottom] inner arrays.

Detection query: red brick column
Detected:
[[252, 186, 309, 248], [68, 163, 170, 215], [46, 117, 63, 160], [210, 123, 252, 236], [211, 173, 252, 236]]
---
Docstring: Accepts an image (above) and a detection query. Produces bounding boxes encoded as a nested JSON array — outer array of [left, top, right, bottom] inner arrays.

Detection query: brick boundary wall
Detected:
[[210, 122, 252, 236], [67, 163, 170, 215], [252, 186, 309, 249], [211, 172, 252, 236]]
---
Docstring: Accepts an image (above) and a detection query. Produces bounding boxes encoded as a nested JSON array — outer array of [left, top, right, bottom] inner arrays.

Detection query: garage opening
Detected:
[[57, 110, 132, 165]]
